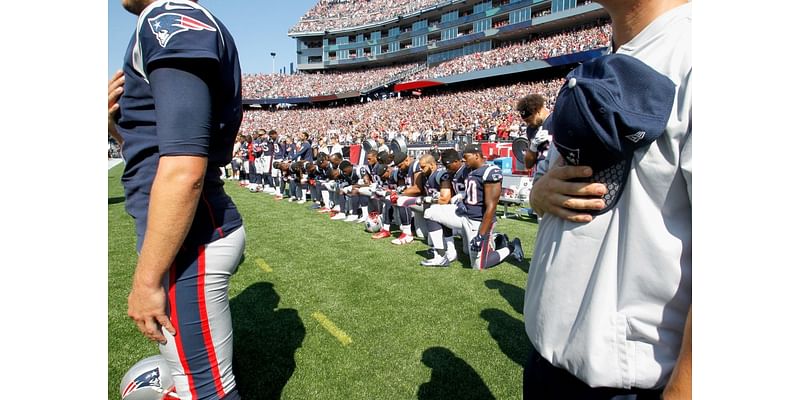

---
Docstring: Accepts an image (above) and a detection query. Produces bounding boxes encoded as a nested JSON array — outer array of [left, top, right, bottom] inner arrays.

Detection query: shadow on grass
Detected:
[[108, 196, 125, 205], [231, 282, 305, 400], [484, 280, 524, 315], [480, 308, 532, 367], [417, 346, 495, 400]]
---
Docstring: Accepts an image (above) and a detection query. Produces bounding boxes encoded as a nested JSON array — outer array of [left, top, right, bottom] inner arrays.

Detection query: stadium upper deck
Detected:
[[289, 0, 607, 72]]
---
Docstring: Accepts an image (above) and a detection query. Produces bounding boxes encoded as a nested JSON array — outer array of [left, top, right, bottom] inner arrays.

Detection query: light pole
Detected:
[[270, 52, 276, 74]]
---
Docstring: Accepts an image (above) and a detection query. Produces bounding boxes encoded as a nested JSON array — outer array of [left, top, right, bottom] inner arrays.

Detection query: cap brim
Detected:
[[586, 157, 631, 216]]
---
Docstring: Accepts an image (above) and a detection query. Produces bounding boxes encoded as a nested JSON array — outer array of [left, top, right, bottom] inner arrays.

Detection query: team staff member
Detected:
[[458, 145, 522, 270], [523, 1, 692, 398], [109, 0, 245, 398]]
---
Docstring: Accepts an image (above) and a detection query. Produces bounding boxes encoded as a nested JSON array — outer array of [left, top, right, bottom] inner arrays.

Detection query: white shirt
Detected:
[[524, 3, 692, 389]]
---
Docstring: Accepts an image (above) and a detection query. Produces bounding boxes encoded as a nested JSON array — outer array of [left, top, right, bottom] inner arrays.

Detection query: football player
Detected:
[[419, 150, 466, 266], [370, 163, 399, 239], [390, 153, 423, 245], [458, 144, 524, 270], [338, 160, 374, 223]]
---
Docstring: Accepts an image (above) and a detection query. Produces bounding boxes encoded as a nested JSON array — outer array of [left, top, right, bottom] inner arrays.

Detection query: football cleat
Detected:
[[509, 238, 524, 262], [494, 233, 509, 251], [391, 233, 414, 245], [420, 255, 450, 267], [371, 229, 391, 239], [331, 212, 347, 220], [317, 207, 332, 213], [344, 214, 359, 222]]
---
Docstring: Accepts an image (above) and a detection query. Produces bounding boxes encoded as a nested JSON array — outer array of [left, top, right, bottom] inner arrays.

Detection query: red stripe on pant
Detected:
[[170, 263, 199, 399], [196, 244, 226, 398], [479, 236, 491, 270]]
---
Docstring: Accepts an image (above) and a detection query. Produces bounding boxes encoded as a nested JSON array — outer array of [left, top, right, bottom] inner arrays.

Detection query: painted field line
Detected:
[[311, 311, 353, 346], [255, 258, 273, 273]]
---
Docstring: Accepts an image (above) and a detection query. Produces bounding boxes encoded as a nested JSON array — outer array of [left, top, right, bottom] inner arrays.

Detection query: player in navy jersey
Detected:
[[458, 145, 524, 270], [391, 154, 423, 245], [338, 161, 373, 222], [419, 150, 465, 266], [269, 131, 284, 195], [109, 1, 245, 398], [262, 129, 277, 194], [370, 163, 399, 239]]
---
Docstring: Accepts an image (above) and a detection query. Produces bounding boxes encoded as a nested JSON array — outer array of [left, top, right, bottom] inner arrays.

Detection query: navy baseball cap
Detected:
[[440, 149, 461, 165], [552, 53, 676, 215], [462, 144, 482, 155]]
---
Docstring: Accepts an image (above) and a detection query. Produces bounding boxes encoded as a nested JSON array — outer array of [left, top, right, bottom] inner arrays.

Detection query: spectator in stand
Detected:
[[329, 135, 344, 157], [238, 78, 566, 147]]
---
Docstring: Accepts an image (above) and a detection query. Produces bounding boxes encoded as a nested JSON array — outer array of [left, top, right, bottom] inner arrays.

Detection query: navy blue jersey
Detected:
[[396, 159, 421, 187], [341, 164, 371, 186], [272, 140, 284, 159], [262, 137, 275, 157], [116, 0, 242, 250], [296, 141, 313, 162], [463, 164, 503, 221], [253, 138, 264, 157], [284, 143, 295, 160], [449, 164, 469, 194], [425, 168, 448, 196]]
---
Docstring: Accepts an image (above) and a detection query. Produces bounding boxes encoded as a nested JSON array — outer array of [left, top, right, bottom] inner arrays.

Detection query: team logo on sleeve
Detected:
[[147, 12, 217, 47]]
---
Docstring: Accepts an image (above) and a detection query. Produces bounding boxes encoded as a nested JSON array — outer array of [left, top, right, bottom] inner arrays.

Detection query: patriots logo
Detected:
[[148, 12, 217, 47], [121, 366, 161, 397]]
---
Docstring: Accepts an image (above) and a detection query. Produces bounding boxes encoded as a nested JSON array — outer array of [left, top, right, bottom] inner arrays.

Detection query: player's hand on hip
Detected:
[[530, 155, 607, 223], [127, 284, 176, 345]]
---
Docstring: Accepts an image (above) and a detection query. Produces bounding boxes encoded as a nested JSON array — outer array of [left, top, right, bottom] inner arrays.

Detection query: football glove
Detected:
[[470, 233, 487, 253], [455, 199, 468, 216]]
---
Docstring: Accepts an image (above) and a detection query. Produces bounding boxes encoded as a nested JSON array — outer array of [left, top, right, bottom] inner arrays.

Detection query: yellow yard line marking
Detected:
[[312, 311, 353, 346], [255, 258, 273, 273]]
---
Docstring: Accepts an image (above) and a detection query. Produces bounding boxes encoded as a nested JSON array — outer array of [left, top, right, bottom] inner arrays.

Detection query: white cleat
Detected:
[[344, 214, 359, 222], [391, 233, 414, 245], [330, 212, 347, 221], [420, 255, 450, 267]]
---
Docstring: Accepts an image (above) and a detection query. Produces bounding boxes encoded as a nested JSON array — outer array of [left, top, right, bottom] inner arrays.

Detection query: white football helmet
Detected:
[[364, 212, 383, 233], [120, 355, 178, 400]]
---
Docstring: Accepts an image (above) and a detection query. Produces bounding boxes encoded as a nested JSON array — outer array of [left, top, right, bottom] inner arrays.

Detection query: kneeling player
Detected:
[[458, 145, 524, 270], [420, 149, 467, 266]]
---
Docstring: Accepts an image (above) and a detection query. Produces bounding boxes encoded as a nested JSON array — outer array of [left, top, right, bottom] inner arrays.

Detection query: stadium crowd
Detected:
[[242, 63, 421, 99], [239, 77, 563, 147], [403, 22, 611, 81], [245, 22, 607, 100], [289, 0, 444, 33]]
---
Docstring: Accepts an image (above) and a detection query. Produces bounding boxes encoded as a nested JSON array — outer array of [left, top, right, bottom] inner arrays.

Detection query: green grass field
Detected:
[[108, 164, 540, 399]]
